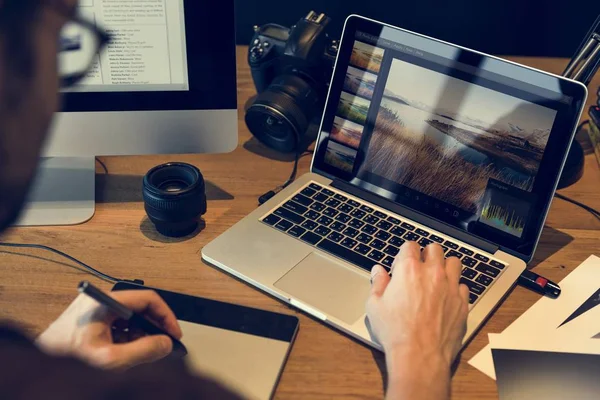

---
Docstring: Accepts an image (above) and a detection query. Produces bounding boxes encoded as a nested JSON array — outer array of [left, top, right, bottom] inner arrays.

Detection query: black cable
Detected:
[[95, 157, 108, 174], [0, 242, 144, 285], [258, 147, 315, 205], [258, 151, 300, 205], [577, 120, 590, 133], [281, 150, 301, 190], [555, 192, 600, 220], [281, 147, 315, 187]]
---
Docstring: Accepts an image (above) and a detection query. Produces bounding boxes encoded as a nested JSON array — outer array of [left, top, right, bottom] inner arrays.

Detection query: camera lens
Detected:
[[142, 163, 207, 237], [245, 73, 320, 153]]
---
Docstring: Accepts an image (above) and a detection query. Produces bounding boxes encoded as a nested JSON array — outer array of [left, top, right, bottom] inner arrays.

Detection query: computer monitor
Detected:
[[17, 0, 237, 226]]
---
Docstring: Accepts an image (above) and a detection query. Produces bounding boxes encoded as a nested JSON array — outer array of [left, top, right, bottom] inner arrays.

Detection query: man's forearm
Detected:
[[385, 348, 451, 400]]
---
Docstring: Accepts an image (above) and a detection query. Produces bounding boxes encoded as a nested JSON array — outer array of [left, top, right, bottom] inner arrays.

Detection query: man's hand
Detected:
[[366, 242, 469, 399], [36, 290, 183, 370]]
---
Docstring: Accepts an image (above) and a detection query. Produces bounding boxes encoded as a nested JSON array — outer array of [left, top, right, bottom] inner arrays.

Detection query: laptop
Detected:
[[203, 15, 588, 349]]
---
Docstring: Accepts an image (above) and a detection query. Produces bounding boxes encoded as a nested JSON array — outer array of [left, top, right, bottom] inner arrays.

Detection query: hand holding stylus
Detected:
[[36, 285, 183, 370]]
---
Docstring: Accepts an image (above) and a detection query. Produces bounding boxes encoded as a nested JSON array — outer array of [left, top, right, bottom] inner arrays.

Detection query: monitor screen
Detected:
[[61, 0, 189, 93], [57, 0, 237, 113], [312, 16, 587, 258], [44, 0, 237, 158]]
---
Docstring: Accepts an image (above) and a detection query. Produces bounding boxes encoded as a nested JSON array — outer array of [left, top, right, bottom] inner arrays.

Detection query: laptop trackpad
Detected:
[[274, 252, 371, 325]]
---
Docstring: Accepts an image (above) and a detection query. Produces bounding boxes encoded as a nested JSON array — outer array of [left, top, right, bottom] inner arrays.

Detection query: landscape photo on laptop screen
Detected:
[[322, 36, 559, 239]]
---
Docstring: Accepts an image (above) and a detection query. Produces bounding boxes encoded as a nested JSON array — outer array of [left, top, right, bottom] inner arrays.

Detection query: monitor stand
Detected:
[[14, 157, 96, 226]]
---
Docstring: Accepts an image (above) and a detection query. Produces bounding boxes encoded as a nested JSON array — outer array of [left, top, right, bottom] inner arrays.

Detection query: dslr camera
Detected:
[[245, 11, 339, 153]]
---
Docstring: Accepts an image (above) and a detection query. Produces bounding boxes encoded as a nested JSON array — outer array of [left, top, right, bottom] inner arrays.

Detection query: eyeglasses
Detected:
[[58, 14, 111, 88]]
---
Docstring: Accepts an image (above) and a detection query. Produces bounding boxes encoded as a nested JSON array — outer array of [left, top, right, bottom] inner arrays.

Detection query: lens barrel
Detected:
[[143, 163, 207, 237], [246, 73, 319, 153]]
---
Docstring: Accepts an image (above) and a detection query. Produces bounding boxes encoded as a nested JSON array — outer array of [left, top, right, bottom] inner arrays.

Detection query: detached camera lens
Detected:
[[143, 163, 207, 237]]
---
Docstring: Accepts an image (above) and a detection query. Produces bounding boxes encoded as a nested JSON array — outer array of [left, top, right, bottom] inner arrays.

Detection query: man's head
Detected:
[[0, 0, 77, 230]]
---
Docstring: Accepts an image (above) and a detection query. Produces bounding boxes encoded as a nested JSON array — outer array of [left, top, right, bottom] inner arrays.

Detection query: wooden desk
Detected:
[[1, 47, 599, 399]]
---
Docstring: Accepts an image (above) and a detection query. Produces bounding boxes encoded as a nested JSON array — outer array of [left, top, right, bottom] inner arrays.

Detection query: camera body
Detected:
[[246, 11, 339, 153], [249, 12, 338, 94]]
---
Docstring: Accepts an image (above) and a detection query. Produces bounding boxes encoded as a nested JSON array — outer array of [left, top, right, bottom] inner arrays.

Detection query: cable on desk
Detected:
[[0, 242, 144, 285], [281, 150, 313, 188], [555, 192, 600, 220], [282, 150, 301, 190], [95, 157, 108, 174], [258, 148, 314, 205], [577, 120, 590, 133]]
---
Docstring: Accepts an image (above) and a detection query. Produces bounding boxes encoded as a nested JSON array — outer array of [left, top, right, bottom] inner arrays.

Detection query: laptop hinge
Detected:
[[331, 179, 498, 254]]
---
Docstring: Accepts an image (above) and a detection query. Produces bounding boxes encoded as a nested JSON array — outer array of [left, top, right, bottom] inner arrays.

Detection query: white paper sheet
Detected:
[[488, 333, 600, 354], [468, 255, 600, 379]]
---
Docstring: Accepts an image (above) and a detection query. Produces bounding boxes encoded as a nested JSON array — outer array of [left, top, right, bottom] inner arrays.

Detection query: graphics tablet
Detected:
[[112, 282, 299, 400]]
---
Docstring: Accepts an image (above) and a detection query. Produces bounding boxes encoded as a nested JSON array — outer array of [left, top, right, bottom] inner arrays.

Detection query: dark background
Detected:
[[234, 0, 600, 57]]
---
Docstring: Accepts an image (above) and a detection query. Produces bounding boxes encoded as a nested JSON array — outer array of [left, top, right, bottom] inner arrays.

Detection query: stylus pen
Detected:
[[78, 281, 188, 357]]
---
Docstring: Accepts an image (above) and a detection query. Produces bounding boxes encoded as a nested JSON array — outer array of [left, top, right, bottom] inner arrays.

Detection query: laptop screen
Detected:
[[312, 16, 587, 258]]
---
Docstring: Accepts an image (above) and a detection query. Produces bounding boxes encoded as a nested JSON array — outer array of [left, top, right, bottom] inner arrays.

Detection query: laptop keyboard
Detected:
[[261, 182, 507, 306]]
